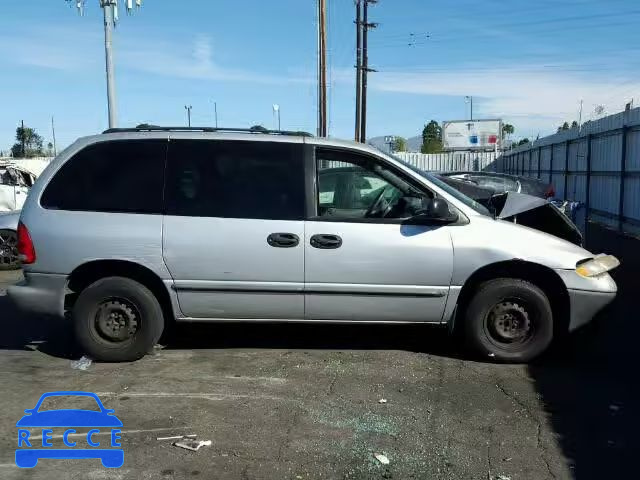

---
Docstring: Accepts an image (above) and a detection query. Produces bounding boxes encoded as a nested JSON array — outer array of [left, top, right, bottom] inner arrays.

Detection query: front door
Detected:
[[305, 147, 454, 322], [162, 138, 306, 319]]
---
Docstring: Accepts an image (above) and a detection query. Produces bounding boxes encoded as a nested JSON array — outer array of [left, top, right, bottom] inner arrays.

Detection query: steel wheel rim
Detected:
[[0, 231, 19, 267], [93, 298, 140, 343], [484, 298, 535, 350]]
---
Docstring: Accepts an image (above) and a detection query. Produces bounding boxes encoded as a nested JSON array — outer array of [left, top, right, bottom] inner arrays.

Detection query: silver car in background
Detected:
[[8, 127, 619, 363]]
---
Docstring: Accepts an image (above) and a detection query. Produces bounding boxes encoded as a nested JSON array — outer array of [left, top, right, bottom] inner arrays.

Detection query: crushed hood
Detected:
[[491, 191, 583, 246]]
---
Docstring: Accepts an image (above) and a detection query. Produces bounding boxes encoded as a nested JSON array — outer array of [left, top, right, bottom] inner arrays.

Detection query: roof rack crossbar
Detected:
[[102, 125, 313, 137]]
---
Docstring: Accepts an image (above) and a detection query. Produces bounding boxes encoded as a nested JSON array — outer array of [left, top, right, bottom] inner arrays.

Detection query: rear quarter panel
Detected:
[[19, 135, 172, 279]]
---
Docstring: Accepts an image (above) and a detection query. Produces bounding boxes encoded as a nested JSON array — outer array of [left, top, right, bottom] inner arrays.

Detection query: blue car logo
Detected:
[[15, 391, 123, 468]]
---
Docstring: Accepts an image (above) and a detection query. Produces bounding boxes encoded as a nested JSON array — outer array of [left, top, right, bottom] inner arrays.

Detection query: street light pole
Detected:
[[273, 104, 281, 131], [213, 101, 218, 128], [465, 96, 473, 121], [185, 105, 192, 127], [102, 0, 117, 128]]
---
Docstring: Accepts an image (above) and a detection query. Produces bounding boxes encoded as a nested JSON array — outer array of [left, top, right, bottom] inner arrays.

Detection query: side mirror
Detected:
[[427, 197, 453, 219], [408, 197, 458, 224]]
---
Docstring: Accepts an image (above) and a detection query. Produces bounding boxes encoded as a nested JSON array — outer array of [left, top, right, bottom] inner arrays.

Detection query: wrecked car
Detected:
[[436, 175, 583, 246], [441, 171, 555, 199], [0, 163, 36, 212]]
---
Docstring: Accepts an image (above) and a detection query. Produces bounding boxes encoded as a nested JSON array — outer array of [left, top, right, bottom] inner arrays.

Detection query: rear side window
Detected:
[[41, 140, 166, 214], [165, 140, 304, 220]]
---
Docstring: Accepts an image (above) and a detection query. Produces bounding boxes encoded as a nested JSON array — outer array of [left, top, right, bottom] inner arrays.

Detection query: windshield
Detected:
[[390, 154, 491, 216]]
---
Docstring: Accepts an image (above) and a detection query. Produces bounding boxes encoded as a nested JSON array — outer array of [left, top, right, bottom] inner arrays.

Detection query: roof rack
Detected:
[[102, 125, 313, 137]]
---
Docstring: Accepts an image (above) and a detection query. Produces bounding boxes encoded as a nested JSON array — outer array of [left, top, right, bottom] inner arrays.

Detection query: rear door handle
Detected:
[[267, 233, 300, 248], [310, 234, 342, 249]]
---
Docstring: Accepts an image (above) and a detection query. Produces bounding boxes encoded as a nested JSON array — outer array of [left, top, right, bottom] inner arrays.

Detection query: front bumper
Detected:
[[554, 269, 617, 331], [567, 288, 616, 331], [7, 272, 67, 317]]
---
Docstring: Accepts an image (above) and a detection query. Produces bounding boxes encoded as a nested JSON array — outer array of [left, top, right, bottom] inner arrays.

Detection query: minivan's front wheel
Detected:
[[73, 277, 164, 362], [464, 278, 553, 363]]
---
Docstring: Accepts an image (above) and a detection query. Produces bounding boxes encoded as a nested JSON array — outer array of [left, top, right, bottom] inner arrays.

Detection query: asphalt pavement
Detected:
[[0, 223, 636, 479]]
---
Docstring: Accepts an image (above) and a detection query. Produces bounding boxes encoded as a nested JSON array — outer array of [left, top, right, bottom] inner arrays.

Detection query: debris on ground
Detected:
[[157, 434, 197, 441], [174, 438, 212, 451], [495, 475, 511, 480], [488, 353, 496, 358], [70, 356, 92, 370], [502, 457, 513, 462], [374, 453, 390, 465], [378, 398, 387, 404]]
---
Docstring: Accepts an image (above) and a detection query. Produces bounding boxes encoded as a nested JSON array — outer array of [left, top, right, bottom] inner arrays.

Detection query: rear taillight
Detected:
[[17, 222, 36, 264], [545, 185, 555, 199]]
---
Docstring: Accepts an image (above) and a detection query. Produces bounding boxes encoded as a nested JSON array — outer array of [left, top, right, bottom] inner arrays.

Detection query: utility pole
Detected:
[[359, 0, 377, 144], [51, 116, 57, 156], [185, 105, 192, 127], [317, 0, 327, 137], [354, 0, 362, 142], [69, 1, 143, 128], [213, 101, 218, 128], [101, 0, 117, 128]]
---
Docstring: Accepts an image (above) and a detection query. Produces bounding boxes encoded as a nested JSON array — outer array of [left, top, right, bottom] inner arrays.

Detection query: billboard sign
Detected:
[[442, 119, 502, 151]]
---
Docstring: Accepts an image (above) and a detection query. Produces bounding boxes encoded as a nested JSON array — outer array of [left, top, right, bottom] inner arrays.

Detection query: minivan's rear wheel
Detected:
[[464, 278, 553, 363], [73, 277, 164, 362], [0, 230, 20, 271]]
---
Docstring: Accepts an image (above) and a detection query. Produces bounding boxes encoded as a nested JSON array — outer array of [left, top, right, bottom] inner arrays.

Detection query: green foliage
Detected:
[[517, 138, 530, 146], [11, 125, 44, 158], [557, 121, 570, 132], [392, 136, 407, 152], [502, 123, 515, 137], [571, 120, 579, 128], [421, 121, 442, 153]]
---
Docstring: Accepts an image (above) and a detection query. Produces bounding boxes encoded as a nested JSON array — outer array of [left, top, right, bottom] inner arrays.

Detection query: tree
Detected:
[[557, 121, 570, 132], [11, 125, 44, 158], [571, 120, 579, 129], [421, 120, 443, 153], [517, 138, 530, 146], [393, 136, 407, 152], [502, 123, 515, 138]]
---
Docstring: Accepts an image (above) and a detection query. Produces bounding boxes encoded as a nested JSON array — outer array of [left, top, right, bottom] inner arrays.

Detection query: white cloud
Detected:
[[119, 35, 312, 86], [367, 66, 640, 136]]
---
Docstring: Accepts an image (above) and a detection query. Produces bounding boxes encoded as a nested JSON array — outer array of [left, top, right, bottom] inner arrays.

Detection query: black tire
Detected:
[[0, 230, 20, 271], [73, 277, 164, 362], [463, 278, 553, 363]]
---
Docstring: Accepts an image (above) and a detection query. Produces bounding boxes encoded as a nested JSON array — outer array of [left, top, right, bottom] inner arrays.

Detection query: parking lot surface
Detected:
[[0, 225, 637, 479]]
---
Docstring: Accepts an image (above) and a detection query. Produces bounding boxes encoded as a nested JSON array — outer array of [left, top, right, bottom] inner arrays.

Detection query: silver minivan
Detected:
[[8, 127, 619, 363]]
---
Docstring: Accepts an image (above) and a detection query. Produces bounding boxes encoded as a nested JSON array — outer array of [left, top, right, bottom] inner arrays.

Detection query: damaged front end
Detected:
[[491, 191, 583, 246], [436, 175, 583, 245]]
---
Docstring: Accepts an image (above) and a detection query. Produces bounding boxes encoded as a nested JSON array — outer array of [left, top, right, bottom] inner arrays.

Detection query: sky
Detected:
[[1, 0, 640, 152]]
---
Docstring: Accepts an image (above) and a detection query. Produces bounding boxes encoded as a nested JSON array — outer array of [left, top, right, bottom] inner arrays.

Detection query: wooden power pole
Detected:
[[318, 0, 328, 137], [354, 0, 362, 142], [359, 0, 377, 144]]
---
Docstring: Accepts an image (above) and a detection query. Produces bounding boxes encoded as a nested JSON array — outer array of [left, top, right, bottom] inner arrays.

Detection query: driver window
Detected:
[[316, 148, 431, 220]]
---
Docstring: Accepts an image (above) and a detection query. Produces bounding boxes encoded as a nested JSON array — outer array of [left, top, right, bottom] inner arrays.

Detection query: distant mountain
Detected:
[[367, 135, 423, 153]]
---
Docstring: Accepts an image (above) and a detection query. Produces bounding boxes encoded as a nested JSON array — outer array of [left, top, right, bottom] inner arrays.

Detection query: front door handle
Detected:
[[310, 234, 342, 249], [267, 232, 300, 248]]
